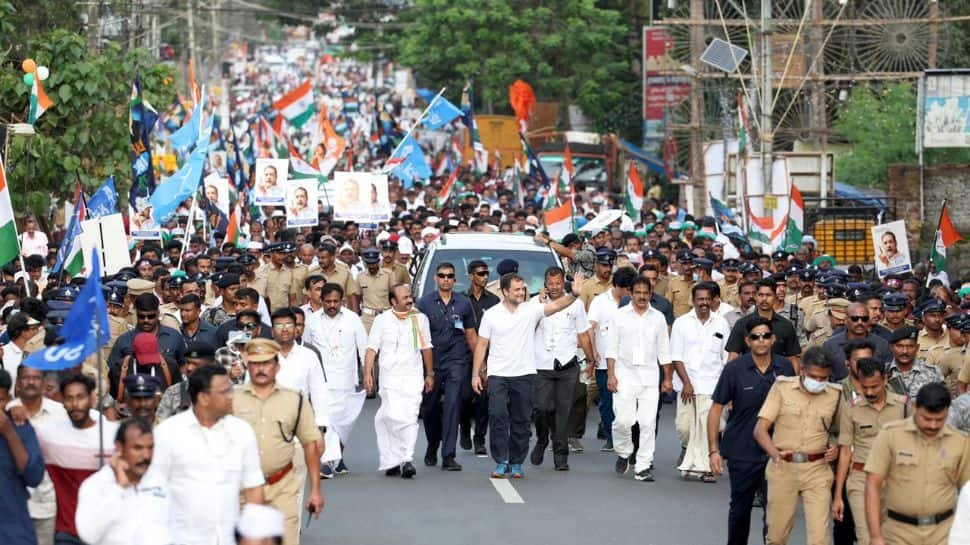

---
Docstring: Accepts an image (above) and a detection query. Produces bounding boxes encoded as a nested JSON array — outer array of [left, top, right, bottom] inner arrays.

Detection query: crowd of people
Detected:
[[2, 41, 970, 545]]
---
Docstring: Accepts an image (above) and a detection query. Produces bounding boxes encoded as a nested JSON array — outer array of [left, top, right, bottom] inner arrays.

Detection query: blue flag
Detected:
[[86, 177, 119, 219], [421, 95, 462, 130], [23, 250, 109, 371], [128, 77, 158, 212], [416, 88, 437, 103], [168, 100, 203, 154], [388, 135, 431, 188], [150, 118, 211, 223]]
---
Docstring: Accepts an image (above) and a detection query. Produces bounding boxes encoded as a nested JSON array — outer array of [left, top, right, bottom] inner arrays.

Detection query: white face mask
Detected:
[[802, 376, 827, 394]]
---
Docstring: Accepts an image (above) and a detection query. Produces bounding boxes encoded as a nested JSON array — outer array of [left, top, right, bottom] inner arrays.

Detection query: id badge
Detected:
[[454, 318, 464, 330]]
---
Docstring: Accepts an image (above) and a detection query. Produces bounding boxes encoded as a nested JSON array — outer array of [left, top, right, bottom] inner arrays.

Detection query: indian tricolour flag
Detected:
[[780, 182, 804, 252], [28, 77, 53, 124], [436, 167, 460, 208], [272, 80, 315, 129], [290, 156, 330, 203], [225, 202, 242, 247], [545, 200, 574, 241], [624, 162, 645, 220], [0, 157, 20, 266]]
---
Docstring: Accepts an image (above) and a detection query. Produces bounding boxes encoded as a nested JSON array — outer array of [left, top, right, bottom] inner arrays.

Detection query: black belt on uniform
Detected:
[[887, 509, 954, 527]]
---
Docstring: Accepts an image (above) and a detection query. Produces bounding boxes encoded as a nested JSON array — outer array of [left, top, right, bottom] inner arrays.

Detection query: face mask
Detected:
[[802, 376, 827, 394]]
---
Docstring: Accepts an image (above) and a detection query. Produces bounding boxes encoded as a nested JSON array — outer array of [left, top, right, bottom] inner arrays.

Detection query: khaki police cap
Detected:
[[243, 338, 281, 362]]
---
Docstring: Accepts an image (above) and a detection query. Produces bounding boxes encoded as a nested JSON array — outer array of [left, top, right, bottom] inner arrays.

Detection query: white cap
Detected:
[[427, 216, 441, 225], [525, 215, 539, 227], [339, 243, 355, 254], [247, 241, 264, 250], [448, 219, 459, 227], [420, 226, 439, 238], [397, 237, 414, 255], [375, 231, 391, 244], [271, 210, 285, 218], [802, 235, 817, 246], [236, 504, 284, 540]]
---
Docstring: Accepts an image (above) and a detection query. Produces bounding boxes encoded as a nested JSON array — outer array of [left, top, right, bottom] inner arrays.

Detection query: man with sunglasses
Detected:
[[108, 294, 186, 387], [822, 302, 893, 382], [416, 262, 477, 471], [708, 317, 796, 545], [461, 260, 499, 456], [233, 338, 324, 545]]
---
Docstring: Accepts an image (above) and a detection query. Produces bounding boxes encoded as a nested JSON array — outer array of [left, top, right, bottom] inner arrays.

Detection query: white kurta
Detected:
[[276, 343, 331, 428], [366, 310, 432, 470], [75, 465, 171, 545]]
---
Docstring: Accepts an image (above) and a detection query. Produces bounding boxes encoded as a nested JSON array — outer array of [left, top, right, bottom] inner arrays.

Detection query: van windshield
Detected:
[[418, 249, 560, 298]]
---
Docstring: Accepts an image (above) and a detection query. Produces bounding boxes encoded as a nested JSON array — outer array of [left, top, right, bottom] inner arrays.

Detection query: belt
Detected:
[[553, 357, 578, 371], [887, 509, 954, 527], [361, 307, 386, 316], [265, 461, 294, 486], [780, 451, 826, 463], [852, 461, 866, 472]]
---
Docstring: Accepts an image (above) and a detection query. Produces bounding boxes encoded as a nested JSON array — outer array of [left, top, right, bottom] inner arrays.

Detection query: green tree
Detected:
[[395, 0, 631, 131], [833, 82, 970, 188], [0, 30, 176, 219]]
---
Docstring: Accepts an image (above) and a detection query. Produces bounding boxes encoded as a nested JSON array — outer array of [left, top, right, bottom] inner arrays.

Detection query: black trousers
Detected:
[[460, 365, 488, 447], [487, 374, 535, 465], [833, 475, 856, 545], [534, 364, 579, 457], [421, 361, 467, 460], [568, 372, 587, 439], [726, 459, 768, 545]]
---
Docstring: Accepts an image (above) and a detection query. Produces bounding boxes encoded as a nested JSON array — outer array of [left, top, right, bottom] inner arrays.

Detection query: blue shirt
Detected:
[[0, 416, 45, 545], [416, 291, 477, 367], [711, 352, 795, 463]]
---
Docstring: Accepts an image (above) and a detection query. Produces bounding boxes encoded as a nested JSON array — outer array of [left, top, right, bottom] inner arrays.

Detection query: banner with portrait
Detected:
[[253, 158, 289, 205], [128, 204, 161, 240], [332, 171, 391, 223], [872, 220, 912, 278], [286, 179, 319, 228]]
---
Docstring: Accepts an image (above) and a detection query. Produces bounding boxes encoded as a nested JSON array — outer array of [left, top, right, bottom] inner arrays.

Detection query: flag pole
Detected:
[[176, 195, 197, 270], [382, 87, 446, 167]]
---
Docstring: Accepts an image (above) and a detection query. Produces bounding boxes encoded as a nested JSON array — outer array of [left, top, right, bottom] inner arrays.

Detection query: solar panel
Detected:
[[700, 38, 749, 73]]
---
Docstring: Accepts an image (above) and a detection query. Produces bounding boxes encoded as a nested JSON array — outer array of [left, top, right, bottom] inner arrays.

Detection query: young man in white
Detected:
[[606, 275, 672, 482], [363, 284, 433, 478], [471, 272, 585, 479], [667, 281, 730, 482], [303, 283, 368, 476]]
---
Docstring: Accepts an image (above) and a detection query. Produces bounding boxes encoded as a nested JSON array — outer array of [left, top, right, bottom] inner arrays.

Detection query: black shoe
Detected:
[[459, 428, 472, 451], [597, 421, 606, 440], [441, 457, 462, 471], [424, 451, 438, 467], [635, 468, 655, 482], [334, 459, 349, 475], [474, 443, 488, 457], [530, 443, 547, 466], [554, 455, 569, 471], [401, 462, 416, 479], [385, 466, 401, 477], [615, 455, 630, 475]]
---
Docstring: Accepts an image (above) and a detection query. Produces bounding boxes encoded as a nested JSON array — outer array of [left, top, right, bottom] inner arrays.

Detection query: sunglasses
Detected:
[[136, 313, 158, 320], [747, 332, 773, 341], [240, 322, 258, 330], [437, 273, 456, 279], [473, 270, 489, 277], [848, 315, 869, 322]]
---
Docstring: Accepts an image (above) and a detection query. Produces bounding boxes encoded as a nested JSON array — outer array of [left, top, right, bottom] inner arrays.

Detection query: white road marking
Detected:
[[489, 478, 525, 503]]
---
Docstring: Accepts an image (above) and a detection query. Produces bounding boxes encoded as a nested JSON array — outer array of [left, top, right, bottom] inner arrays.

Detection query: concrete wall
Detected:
[[886, 164, 970, 282]]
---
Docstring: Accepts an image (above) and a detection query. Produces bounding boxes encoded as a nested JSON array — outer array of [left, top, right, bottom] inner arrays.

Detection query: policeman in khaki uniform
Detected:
[[832, 358, 909, 545], [158, 276, 185, 330], [579, 249, 615, 309], [667, 252, 695, 318], [864, 383, 970, 545], [308, 242, 360, 312], [380, 239, 411, 285], [233, 338, 324, 545], [716, 258, 741, 308], [257, 242, 298, 312], [806, 297, 849, 349], [357, 248, 394, 333], [934, 315, 968, 396], [126, 277, 156, 327], [754, 347, 842, 545], [916, 299, 950, 363]]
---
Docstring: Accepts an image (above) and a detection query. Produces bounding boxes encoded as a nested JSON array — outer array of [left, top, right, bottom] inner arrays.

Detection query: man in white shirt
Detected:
[[667, 281, 730, 482], [363, 284, 433, 478], [8, 365, 66, 545], [303, 284, 367, 476], [531, 267, 594, 471], [471, 271, 586, 479], [587, 267, 637, 452], [75, 418, 170, 545], [19, 217, 49, 258], [145, 365, 265, 545], [2, 313, 42, 380], [605, 275, 672, 482]]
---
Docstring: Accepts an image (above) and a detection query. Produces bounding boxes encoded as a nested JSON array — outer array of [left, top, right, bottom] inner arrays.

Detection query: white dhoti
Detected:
[[675, 394, 714, 475], [374, 374, 423, 471], [322, 388, 366, 463]]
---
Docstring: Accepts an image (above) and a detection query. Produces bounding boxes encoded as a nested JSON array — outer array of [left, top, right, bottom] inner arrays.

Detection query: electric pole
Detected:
[[760, 0, 773, 193]]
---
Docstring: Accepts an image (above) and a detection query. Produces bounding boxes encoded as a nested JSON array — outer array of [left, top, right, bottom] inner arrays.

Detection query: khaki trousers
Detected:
[[765, 459, 833, 545]]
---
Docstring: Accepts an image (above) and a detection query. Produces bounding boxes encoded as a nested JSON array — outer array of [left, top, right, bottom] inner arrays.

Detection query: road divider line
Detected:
[[489, 478, 524, 503]]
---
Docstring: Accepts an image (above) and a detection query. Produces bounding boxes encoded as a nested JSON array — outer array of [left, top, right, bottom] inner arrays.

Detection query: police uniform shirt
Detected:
[[415, 290, 477, 367], [864, 419, 970, 518], [308, 264, 360, 306], [711, 352, 796, 462], [579, 276, 612, 310], [934, 346, 967, 397], [386, 262, 410, 285], [233, 383, 322, 475], [262, 264, 295, 312], [358, 268, 393, 313], [837, 392, 908, 465], [289, 263, 309, 304], [666, 275, 693, 318], [757, 376, 842, 454], [918, 328, 951, 363], [725, 312, 801, 359]]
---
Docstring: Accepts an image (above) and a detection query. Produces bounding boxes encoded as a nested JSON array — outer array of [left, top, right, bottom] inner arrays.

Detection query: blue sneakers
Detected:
[[320, 462, 334, 479], [509, 464, 524, 478], [491, 462, 509, 478]]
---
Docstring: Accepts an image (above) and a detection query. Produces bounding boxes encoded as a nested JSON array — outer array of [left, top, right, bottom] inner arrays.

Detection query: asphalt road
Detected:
[[301, 397, 808, 545]]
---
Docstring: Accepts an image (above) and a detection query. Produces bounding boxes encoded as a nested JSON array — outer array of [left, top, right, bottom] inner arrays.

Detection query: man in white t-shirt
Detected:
[[471, 271, 586, 479], [19, 217, 49, 258], [531, 267, 594, 471], [605, 275, 671, 482]]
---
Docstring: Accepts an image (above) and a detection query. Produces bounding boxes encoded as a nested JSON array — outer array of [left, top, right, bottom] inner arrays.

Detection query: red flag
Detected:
[[939, 203, 963, 248]]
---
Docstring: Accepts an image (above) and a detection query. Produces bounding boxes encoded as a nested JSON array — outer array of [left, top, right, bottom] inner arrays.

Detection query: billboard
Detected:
[[923, 70, 970, 148], [642, 26, 691, 154]]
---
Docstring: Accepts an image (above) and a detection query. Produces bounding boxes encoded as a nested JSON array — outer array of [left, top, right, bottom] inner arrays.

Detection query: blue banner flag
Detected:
[[86, 177, 119, 219], [128, 77, 158, 212], [416, 88, 437, 103], [388, 135, 431, 188], [422, 95, 462, 130], [23, 250, 109, 371], [168, 99, 203, 154], [150, 117, 211, 223]]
